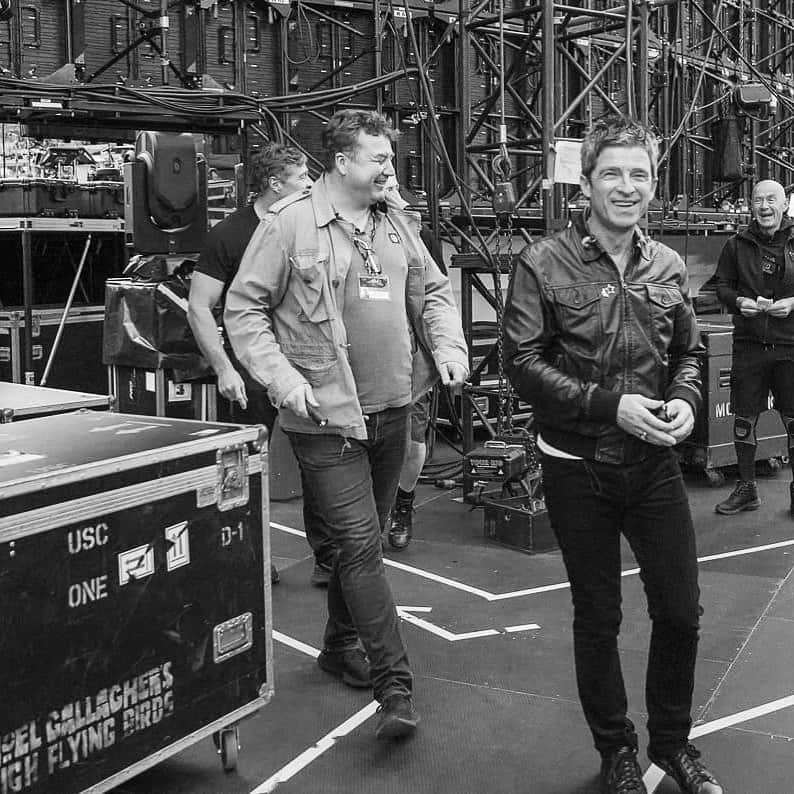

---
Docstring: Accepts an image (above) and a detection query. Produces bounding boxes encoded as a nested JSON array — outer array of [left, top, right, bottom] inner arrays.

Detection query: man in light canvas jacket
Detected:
[[225, 109, 467, 741]]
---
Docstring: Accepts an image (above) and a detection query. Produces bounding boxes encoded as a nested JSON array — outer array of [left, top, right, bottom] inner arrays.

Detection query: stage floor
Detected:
[[119, 460, 794, 794]]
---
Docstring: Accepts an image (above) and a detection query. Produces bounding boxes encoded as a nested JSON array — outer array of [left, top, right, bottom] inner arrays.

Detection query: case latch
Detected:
[[216, 444, 249, 511]]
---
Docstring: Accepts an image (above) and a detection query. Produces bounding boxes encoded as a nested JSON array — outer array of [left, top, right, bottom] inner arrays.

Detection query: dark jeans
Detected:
[[286, 405, 412, 701], [299, 469, 338, 568], [541, 449, 701, 758]]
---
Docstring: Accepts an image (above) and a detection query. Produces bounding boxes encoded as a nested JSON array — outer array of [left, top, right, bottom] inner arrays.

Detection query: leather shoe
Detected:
[[649, 744, 722, 794], [600, 746, 647, 793]]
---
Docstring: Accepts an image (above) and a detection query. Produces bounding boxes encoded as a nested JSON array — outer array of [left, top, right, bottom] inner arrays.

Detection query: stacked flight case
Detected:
[[0, 411, 273, 792], [0, 382, 112, 422]]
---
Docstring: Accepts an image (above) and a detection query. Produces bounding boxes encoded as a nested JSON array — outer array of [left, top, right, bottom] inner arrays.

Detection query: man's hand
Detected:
[[736, 296, 761, 317], [767, 297, 794, 318], [281, 383, 319, 420], [440, 361, 468, 393], [216, 367, 248, 409], [616, 394, 678, 446], [661, 398, 695, 444]]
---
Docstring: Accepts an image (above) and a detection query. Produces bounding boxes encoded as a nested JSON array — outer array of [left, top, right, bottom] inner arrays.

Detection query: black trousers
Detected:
[[541, 449, 701, 758]]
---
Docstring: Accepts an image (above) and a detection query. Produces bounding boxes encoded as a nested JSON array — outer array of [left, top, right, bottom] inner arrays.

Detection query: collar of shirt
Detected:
[[573, 211, 651, 263], [312, 174, 387, 228]]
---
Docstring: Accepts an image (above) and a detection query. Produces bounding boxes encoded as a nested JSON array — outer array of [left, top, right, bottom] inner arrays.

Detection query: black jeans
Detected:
[[541, 449, 701, 758], [286, 405, 412, 702]]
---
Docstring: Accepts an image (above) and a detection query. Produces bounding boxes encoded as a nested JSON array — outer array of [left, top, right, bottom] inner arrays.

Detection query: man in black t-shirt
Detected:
[[188, 143, 317, 584], [190, 143, 311, 415]]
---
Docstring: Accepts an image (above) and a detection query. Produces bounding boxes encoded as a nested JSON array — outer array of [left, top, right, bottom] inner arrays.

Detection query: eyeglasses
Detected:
[[351, 232, 382, 276]]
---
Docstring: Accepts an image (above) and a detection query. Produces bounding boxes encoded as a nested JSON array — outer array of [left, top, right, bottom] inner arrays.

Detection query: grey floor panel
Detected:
[[703, 617, 794, 737]]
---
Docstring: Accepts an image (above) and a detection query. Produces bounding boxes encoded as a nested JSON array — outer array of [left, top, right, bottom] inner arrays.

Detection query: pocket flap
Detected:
[[646, 284, 683, 308], [553, 285, 601, 309]]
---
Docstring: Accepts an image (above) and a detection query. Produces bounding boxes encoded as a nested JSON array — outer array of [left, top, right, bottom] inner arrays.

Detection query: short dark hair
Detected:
[[250, 142, 306, 193], [321, 109, 399, 171], [580, 115, 659, 180]]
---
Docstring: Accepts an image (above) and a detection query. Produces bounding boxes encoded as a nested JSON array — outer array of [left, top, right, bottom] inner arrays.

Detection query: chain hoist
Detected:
[[490, 148, 515, 438]]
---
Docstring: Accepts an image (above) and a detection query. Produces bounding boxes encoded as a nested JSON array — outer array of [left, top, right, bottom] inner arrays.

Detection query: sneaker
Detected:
[[270, 564, 280, 585], [317, 648, 371, 689], [310, 560, 332, 588], [600, 746, 647, 794], [714, 480, 760, 515], [374, 694, 419, 740], [650, 743, 722, 794], [388, 491, 414, 550]]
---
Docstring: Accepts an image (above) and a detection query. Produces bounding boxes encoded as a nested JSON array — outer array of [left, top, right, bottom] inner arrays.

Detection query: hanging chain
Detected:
[[492, 209, 515, 438]]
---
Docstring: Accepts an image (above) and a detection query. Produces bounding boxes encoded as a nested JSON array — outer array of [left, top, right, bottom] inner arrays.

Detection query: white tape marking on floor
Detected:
[[505, 623, 543, 632], [272, 629, 320, 659], [386, 558, 496, 598], [270, 522, 794, 602], [249, 701, 379, 793], [397, 605, 499, 641], [270, 521, 307, 538], [643, 694, 794, 791], [698, 538, 794, 562]]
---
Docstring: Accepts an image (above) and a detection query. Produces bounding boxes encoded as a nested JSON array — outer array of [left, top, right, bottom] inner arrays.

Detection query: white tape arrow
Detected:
[[396, 605, 540, 642]]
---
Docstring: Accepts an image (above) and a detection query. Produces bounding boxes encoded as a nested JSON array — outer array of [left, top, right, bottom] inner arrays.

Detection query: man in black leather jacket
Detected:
[[712, 179, 794, 516], [504, 117, 721, 794]]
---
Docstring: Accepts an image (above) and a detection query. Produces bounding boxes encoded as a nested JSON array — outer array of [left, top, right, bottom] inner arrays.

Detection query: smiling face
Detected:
[[752, 180, 786, 235], [580, 144, 657, 235], [337, 131, 395, 206]]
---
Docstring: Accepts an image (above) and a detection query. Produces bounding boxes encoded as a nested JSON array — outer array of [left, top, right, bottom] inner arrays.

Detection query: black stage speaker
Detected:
[[124, 132, 207, 254]]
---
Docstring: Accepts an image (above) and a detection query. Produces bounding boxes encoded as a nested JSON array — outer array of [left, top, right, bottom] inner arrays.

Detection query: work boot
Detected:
[[388, 489, 415, 550], [310, 559, 332, 588], [374, 694, 419, 740], [649, 743, 722, 794], [600, 746, 647, 794], [714, 480, 760, 515], [317, 647, 371, 689]]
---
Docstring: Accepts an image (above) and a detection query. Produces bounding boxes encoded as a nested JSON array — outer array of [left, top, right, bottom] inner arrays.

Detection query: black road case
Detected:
[[0, 382, 112, 422], [0, 411, 272, 793]]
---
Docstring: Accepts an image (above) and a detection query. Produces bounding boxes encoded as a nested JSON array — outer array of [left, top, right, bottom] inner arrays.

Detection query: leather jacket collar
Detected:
[[572, 211, 653, 264]]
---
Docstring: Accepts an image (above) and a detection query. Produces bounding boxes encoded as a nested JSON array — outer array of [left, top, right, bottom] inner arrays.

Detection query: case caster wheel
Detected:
[[213, 727, 239, 772], [704, 468, 725, 488]]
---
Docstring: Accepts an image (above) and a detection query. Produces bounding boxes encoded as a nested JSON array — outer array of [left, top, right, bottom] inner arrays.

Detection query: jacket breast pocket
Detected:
[[281, 342, 337, 387], [550, 285, 603, 352], [646, 284, 683, 355], [290, 251, 330, 323]]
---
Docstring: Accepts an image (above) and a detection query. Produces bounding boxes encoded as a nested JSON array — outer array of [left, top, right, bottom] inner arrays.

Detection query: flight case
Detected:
[[678, 316, 788, 485], [0, 411, 273, 793], [0, 382, 112, 422]]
